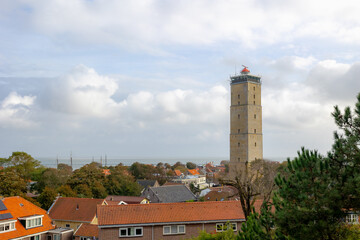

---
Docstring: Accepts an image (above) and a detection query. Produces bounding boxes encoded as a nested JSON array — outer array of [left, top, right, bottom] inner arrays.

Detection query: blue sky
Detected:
[[1, 0, 360, 161]]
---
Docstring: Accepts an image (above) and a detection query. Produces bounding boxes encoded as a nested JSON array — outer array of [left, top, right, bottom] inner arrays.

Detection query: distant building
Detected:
[[48, 197, 107, 231], [97, 201, 255, 239], [0, 196, 73, 240], [141, 185, 196, 203], [105, 196, 149, 205], [229, 66, 263, 176], [136, 179, 160, 191]]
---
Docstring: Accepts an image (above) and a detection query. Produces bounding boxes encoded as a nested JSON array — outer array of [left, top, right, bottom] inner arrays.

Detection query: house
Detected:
[[102, 169, 111, 176], [136, 180, 160, 192], [174, 170, 183, 177], [97, 201, 253, 240], [201, 186, 239, 201], [0, 196, 73, 240], [171, 174, 208, 190], [187, 169, 200, 175], [73, 223, 99, 240], [141, 185, 196, 203], [105, 196, 149, 205], [48, 197, 107, 231]]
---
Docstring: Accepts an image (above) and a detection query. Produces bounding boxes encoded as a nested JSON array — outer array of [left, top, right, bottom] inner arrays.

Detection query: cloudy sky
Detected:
[[1, 0, 360, 162]]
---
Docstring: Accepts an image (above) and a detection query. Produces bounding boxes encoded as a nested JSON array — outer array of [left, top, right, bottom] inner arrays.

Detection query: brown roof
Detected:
[[48, 197, 105, 222], [174, 170, 182, 176], [188, 169, 200, 175], [74, 223, 99, 237], [0, 196, 54, 239], [105, 196, 145, 204], [98, 201, 250, 226]]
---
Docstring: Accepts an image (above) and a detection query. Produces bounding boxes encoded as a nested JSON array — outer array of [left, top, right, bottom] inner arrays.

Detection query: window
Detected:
[[238, 142, 240, 147], [238, 94, 240, 99], [163, 225, 186, 235], [53, 234, 60, 240], [0, 220, 16, 233], [253, 94, 255, 99], [255, 142, 257, 147], [65, 224, 70, 227], [254, 129, 256, 133], [238, 158, 240, 162], [26, 217, 42, 229], [216, 223, 237, 232], [254, 114, 256, 119], [30, 235, 40, 240], [346, 214, 359, 224], [253, 87, 255, 91], [80, 237, 92, 240], [238, 114, 240, 119], [238, 101, 240, 105], [119, 227, 143, 237], [253, 101, 255, 104], [238, 129, 240, 134]]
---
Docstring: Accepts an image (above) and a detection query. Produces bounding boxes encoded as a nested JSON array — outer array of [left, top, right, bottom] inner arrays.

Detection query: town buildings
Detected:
[[0, 196, 72, 240], [97, 201, 252, 240], [229, 66, 263, 176], [141, 185, 196, 203], [48, 197, 107, 231]]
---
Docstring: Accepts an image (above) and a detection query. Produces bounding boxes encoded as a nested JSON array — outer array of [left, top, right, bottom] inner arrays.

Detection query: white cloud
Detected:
[[14, 0, 360, 50], [0, 92, 36, 128]]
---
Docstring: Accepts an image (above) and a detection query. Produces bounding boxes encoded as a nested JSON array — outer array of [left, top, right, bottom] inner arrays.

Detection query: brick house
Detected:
[[97, 201, 250, 240], [48, 197, 107, 231], [73, 223, 99, 240], [0, 196, 73, 240]]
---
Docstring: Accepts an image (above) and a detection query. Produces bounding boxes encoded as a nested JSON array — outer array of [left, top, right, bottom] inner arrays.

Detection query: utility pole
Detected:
[[56, 155, 59, 169], [105, 154, 107, 167], [100, 155, 103, 167], [70, 151, 73, 170]]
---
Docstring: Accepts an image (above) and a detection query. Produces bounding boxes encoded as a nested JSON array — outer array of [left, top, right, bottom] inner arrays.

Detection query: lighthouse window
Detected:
[[253, 94, 255, 99], [238, 101, 240, 105], [254, 129, 256, 133], [238, 143, 240, 147], [238, 158, 240, 162], [254, 114, 256, 119], [253, 101, 255, 105], [238, 94, 240, 99], [238, 114, 240, 119], [253, 87, 255, 91], [255, 142, 257, 147], [238, 129, 240, 134]]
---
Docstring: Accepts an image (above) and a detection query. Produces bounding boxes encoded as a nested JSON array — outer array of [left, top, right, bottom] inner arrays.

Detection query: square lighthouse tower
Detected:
[[229, 66, 263, 174]]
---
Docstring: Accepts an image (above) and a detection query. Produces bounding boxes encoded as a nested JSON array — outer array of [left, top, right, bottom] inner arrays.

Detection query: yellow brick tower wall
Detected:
[[229, 72, 263, 176]]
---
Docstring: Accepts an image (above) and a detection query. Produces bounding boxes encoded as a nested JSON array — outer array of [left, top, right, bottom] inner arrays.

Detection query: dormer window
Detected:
[[0, 220, 16, 233], [18, 215, 43, 229]]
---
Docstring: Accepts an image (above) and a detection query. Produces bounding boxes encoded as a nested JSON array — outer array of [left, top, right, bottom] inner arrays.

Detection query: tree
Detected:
[[5, 152, 42, 180], [67, 162, 105, 198], [186, 162, 197, 169], [221, 159, 279, 219], [0, 169, 27, 196], [34, 167, 72, 193], [273, 148, 343, 239], [57, 185, 77, 197], [37, 187, 57, 210], [104, 164, 141, 196], [273, 94, 360, 239]]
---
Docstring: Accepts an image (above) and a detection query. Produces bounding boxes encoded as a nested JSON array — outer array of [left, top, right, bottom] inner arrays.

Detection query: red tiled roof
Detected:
[[74, 223, 99, 237], [48, 197, 105, 222], [98, 201, 248, 226], [0, 196, 54, 239], [188, 169, 200, 175], [102, 169, 111, 176], [105, 196, 145, 204], [174, 170, 182, 176]]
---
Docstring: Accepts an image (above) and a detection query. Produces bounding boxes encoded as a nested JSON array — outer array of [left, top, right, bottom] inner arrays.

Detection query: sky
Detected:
[[1, 0, 360, 162]]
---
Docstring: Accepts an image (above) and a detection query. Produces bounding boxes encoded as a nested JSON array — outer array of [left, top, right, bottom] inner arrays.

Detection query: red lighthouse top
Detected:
[[241, 66, 250, 74]]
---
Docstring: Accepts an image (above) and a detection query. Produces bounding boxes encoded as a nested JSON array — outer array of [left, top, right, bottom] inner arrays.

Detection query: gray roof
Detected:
[[137, 180, 158, 189], [147, 185, 196, 203], [0, 200, 7, 211]]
